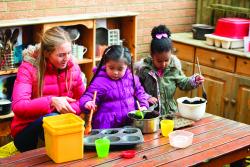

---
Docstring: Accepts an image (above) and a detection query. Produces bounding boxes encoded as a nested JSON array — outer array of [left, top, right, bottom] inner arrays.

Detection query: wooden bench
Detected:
[[0, 114, 250, 166]]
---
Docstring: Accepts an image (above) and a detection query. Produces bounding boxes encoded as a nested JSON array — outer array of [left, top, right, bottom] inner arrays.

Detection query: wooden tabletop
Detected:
[[1, 114, 250, 167]]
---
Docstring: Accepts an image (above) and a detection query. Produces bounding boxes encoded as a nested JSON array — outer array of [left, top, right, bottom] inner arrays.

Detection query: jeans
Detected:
[[14, 112, 59, 152]]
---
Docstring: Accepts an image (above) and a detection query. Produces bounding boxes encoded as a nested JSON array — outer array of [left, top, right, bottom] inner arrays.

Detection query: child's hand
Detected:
[[140, 106, 147, 111], [148, 97, 158, 104], [195, 75, 205, 85], [85, 101, 97, 111]]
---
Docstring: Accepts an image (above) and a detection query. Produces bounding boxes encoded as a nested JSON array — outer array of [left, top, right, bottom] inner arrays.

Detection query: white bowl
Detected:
[[176, 97, 207, 121], [169, 130, 194, 148]]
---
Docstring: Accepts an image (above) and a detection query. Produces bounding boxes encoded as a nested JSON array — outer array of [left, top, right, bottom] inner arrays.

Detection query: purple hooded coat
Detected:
[[79, 66, 149, 129]]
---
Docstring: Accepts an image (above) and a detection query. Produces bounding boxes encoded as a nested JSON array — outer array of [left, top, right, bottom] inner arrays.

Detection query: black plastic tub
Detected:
[[192, 24, 214, 40], [0, 99, 11, 116]]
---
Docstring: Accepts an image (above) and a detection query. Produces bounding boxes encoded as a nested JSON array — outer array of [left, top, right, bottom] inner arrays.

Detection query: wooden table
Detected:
[[1, 114, 250, 166]]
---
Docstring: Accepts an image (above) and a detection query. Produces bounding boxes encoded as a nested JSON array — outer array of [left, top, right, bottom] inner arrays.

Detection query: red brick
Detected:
[[74, 0, 94, 7], [34, 0, 56, 9], [1, 0, 198, 58], [7, 1, 33, 11], [56, 0, 75, 8], [143, 19, 166, 28], [137, 36, 143, 44], [143, 35, 151, 43], [162, 1, 196, 9], [2, 10, 44, 20], [142, 11, 166, 19], [167, 9, 196, 18], [143, 3, 162, 11], [137, 44, 150, 53], [0, 2, 7, 12], [170, 24, 192, 33], [66, 8, 85, 15], [127, 4, 145, 12], [44, 8, 85, 17], [107, 5, 128, 12], [85, 7, 106, 13]]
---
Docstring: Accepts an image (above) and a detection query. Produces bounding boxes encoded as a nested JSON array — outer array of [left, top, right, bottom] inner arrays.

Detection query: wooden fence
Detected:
[[196, 0, 250, 25]]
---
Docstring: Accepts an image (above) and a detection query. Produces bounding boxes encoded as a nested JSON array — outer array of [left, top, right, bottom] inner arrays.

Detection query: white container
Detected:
[[169, 130, 194, 148], [214, 39, 221, 47], [244, 36, 250, 52], [205, 34, 244, 49], [176, 97, 207, 121], [221, 41, 231, 49], [206, 37, 214, 46]]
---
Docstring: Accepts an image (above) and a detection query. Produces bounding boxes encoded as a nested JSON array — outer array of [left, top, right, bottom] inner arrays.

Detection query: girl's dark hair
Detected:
[[89, 45, 132, 85], [150, 24, 172, 55]]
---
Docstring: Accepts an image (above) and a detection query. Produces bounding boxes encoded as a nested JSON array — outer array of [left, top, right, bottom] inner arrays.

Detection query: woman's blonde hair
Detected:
[[37, 27, 72, 97]]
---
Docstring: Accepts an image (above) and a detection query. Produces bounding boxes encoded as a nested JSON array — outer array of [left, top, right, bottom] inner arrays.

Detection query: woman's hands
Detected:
[[51, 96, 76, 114]]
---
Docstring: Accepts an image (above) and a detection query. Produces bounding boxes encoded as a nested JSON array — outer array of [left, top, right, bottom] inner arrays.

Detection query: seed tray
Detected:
[[161, 115, 194, 129], [205, 34, 243, 49], [84, 127, 144, 148]]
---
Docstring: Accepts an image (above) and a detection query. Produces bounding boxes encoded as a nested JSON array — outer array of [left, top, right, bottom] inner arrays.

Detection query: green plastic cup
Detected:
[[95, 138, 110, 158]]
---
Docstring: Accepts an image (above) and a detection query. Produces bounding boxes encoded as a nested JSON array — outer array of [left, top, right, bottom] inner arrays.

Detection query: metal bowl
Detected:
[[127, 110, 160, 133]]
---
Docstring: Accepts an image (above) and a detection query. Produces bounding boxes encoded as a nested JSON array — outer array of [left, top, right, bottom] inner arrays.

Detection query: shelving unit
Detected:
[[0, 68, 18, 75], [0, 12, 138, 83], [0, 12, 138, 145], [172, 33, 250, 125]]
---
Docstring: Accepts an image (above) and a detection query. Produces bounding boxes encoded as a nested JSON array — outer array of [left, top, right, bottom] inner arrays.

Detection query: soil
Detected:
[[128, 111, 159, 120], [104, 130, 118, 134], [182, 99, 205, 104]]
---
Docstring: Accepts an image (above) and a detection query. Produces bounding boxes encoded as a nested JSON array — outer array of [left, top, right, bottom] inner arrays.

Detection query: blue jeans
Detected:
[[14, 112, 59, 152]]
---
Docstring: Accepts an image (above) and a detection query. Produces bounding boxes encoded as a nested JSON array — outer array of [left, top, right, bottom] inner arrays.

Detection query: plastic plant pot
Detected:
[[121, 150, 136, 159]]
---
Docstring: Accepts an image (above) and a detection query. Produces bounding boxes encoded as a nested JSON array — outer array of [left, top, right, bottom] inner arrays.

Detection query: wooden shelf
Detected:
[[95, 57, 102, 61], [0, 13, 137, 86], [0, 111, 14, 120], [77, 58, 93, 64], [0, 68, 18, 75]]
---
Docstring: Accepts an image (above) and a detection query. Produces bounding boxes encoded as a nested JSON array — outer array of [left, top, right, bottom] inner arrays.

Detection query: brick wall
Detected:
[[0, 0, 196, 58]]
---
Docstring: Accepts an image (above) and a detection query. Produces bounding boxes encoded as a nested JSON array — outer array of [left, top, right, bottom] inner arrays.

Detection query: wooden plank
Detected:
[[0, 115, 237, 166], [98, 120, 246, 167], [167, 136, 250, 167], [77, 58, 93, 64], [54, 117, 240, 166], [0, 148, 46, 165], [34, 116, 228, 166], [43, 20, 94, 31], [0, 115, 217, 165], [236, 57, 250, 77], [0, 69, 18, 75], [127, 127, 250, 167], [196, 0, 203, 23]]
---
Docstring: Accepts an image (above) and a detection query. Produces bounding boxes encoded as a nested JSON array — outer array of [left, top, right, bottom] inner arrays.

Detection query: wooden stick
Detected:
[[136, 100, 141, 111], [88, 91, 97, 122]]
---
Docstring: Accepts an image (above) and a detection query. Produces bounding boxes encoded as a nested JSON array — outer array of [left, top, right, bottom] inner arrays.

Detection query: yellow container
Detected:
[[160, 119, 174, 137], [43, 113, 84, 163]]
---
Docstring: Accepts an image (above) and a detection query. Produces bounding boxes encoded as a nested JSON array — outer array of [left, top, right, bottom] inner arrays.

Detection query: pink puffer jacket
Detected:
[[11, 53, 85, 137]]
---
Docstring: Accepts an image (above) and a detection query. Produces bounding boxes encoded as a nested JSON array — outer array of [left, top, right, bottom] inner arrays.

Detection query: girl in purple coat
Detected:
[[80, 45, 149, 129]]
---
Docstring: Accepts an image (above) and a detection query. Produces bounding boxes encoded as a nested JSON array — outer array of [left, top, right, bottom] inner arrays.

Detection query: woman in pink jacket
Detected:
[[11, 27, 85, 152]]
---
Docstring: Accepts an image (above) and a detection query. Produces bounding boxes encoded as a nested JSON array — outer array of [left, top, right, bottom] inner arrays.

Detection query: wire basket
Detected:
[[0, 49, 15, 70], [108, 29, 120, 46]]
